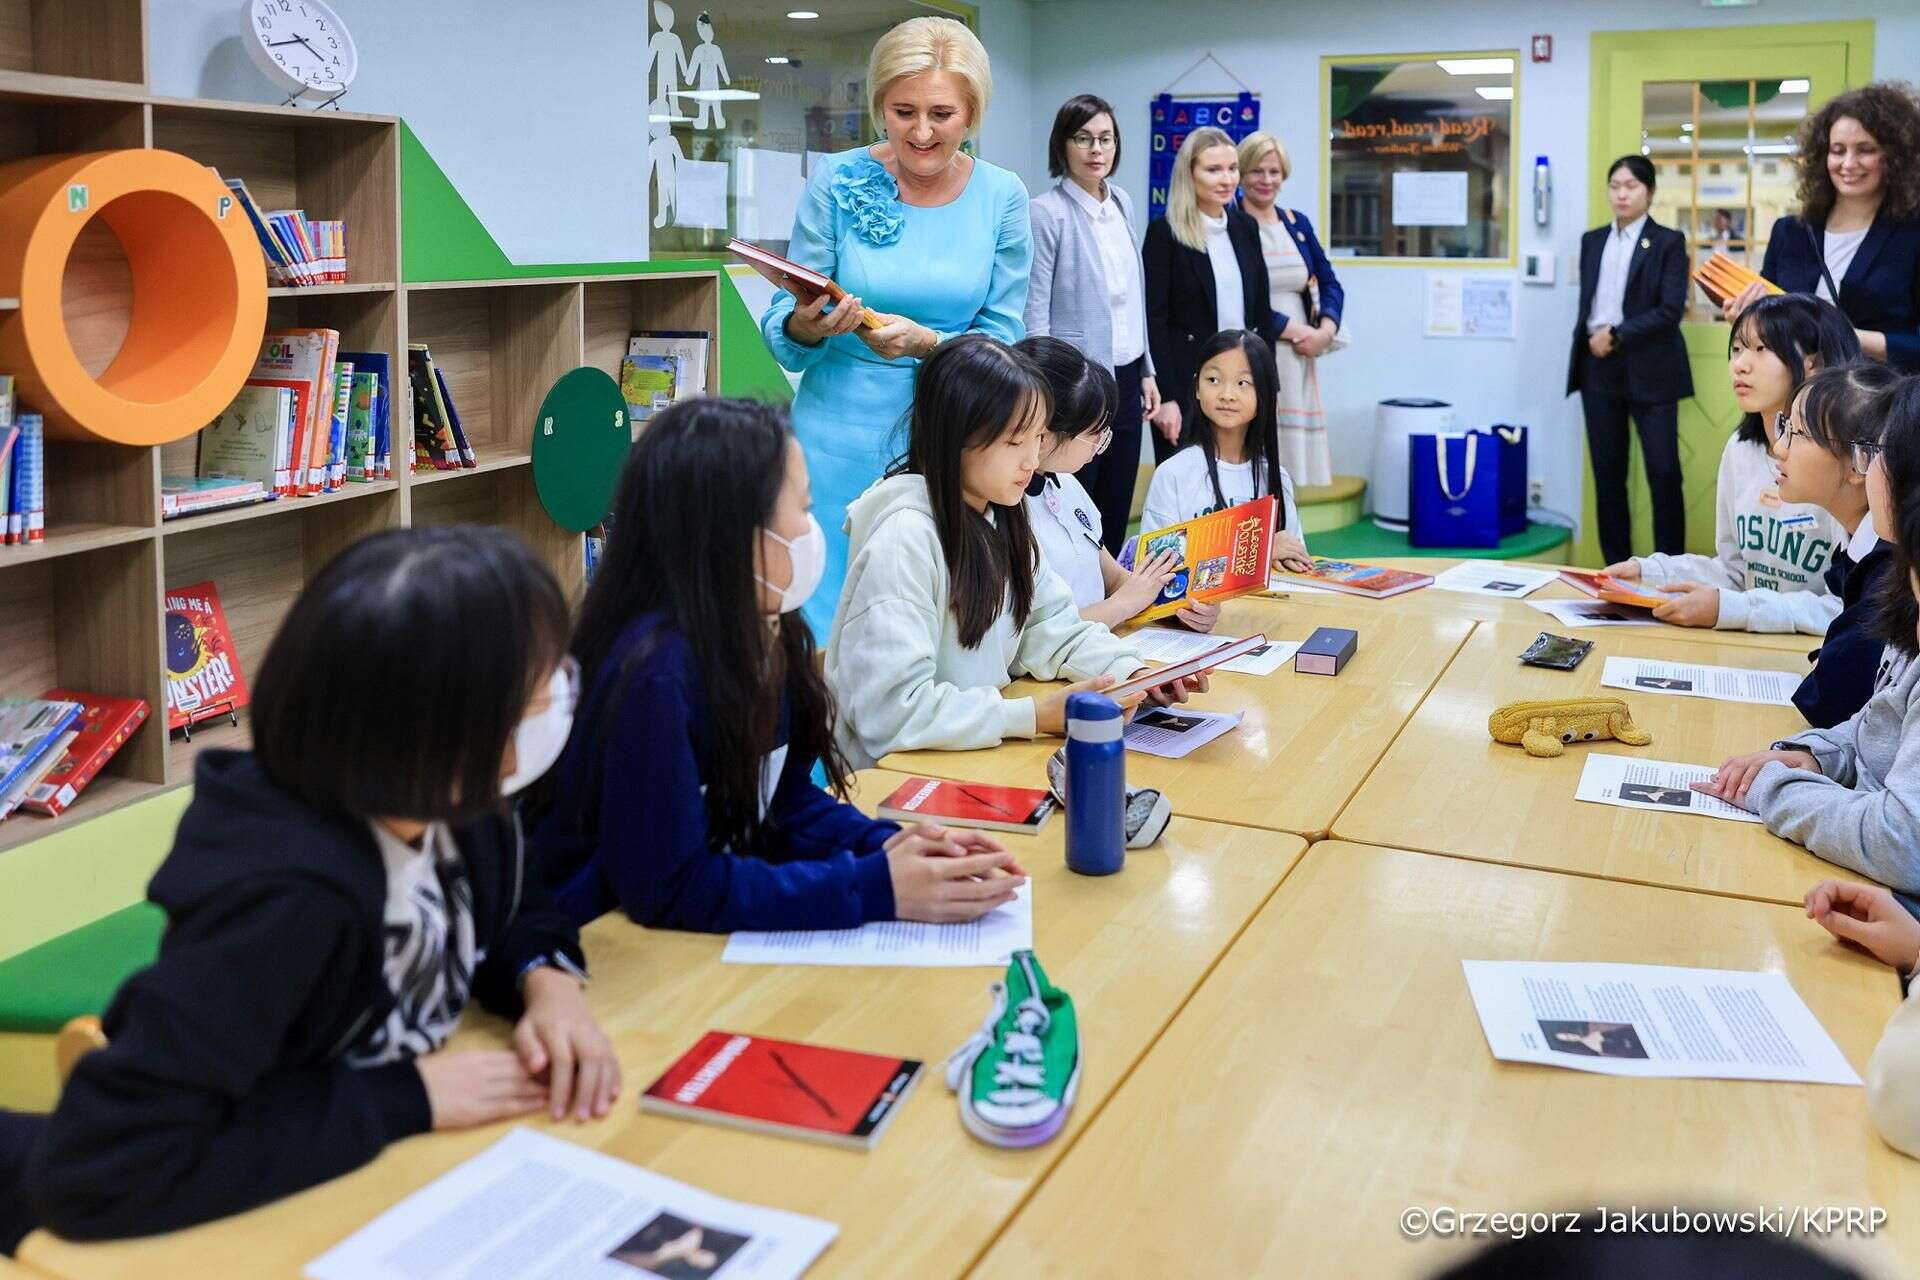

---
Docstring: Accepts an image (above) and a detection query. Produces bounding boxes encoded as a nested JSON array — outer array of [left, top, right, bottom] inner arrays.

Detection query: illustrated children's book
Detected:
[[22, 691, 150, 817], [641, 1031, 923, 1151], [1121, 495, 1279, 624], [164, 581, 250, 732], [1274, 558, 1433, 599]]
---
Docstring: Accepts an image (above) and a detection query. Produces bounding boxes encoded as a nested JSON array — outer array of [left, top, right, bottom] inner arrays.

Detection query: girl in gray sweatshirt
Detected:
[[1697, 373, 1920, 896]]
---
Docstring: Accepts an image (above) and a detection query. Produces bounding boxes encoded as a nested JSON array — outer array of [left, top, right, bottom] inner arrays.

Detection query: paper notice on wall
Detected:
[[673, 158, 730, 230], [735, 148, 805, 241], [1461, 960, 1861, 1084], [1392, 170, 1468, 226], [1574, 753, 1764, 824], [1426, 273, 1516, 339]]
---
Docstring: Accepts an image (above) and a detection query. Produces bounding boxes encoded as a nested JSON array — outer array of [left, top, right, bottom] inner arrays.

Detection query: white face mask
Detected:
[[501, 662, 577, 795], [757, 514, 827, 614]]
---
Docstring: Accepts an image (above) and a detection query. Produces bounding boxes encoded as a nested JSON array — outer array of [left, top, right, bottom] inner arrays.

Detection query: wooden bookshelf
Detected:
[[0, 35, 725, 851]]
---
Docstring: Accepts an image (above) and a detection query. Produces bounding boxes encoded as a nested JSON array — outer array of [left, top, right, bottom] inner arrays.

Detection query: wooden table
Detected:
[[1297, 558, 1823, 656], [1331, 621, 1856, 907], [22, 772, 1306, 1280], [883, 599, 1472, 840], [972, 842, 1917, 1279]]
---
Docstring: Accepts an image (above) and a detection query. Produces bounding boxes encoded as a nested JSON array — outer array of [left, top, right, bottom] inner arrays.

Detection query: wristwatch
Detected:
[[1769, 740, 1809, 753], [516, 950, 589, 994]]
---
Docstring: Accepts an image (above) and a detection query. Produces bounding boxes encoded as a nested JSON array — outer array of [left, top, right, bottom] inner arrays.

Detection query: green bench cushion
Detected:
[[0, 901, 163, 1034], [1309, 518, 1573, 561]]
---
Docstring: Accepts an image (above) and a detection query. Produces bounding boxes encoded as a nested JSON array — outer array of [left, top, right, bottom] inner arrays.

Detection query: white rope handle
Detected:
[[1434, 434, 1477, 502]]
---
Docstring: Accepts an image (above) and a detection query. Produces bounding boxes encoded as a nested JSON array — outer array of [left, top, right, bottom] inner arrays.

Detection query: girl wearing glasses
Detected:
[[1025, 94, 1159, 556], [1605, 293, 1857, 632], [1775, 362, 1903, 727], [1017, 336, 1215, 631]]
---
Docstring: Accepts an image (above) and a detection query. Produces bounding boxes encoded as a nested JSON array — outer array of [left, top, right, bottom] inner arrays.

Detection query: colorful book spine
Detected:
[[432, 364, 476, 467], [14, 413, 43, 544], [326, 360, 354, 489], [22, 691, 150, 818]]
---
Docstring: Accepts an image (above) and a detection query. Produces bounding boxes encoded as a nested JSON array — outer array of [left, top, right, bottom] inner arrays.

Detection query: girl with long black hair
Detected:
[[530, 396, 1025, 933], [828, 335, 1199, 770]]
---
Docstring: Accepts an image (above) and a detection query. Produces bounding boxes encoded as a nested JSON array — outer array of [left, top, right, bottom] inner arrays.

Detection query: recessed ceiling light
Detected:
[[787, 9, 820, 18], [678, 88, 762, 102], [1437, 57, 1514, 76], [1474, 85, 1513, 100], [765, 55, 791, 64]]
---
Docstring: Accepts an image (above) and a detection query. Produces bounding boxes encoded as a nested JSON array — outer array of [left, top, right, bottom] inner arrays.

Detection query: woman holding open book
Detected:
[[758, 16, 1031, 634], [1724, 82, 1920, 372]]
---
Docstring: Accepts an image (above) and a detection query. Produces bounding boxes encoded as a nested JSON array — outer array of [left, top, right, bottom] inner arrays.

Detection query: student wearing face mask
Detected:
[[18, 527, 616, 1244], [529, 398, 1027, 934]]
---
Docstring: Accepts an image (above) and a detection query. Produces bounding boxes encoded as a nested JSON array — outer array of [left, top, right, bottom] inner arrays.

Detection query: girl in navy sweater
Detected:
[[530, 397, 1025, 933]]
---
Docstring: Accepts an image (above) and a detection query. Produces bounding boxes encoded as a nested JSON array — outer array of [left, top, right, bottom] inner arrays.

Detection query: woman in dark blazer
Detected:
[[1566, 154, 1694, 565], [1730, 82, 1920, 372], [1143, 124, 1275, 462]]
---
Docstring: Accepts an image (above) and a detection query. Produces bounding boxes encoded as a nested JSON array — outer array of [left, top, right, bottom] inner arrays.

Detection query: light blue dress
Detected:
[[761, 147, 1031, 634]]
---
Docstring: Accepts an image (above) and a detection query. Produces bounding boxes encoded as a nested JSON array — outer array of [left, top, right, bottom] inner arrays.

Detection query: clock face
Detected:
[[244, 0, 358, 96]]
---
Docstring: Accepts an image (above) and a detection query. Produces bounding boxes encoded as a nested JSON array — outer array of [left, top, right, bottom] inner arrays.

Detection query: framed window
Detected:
[[1322, 51, 1517, 264]]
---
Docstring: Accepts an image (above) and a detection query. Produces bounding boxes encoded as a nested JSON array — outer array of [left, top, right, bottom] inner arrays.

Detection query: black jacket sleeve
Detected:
[[1143, 219, 1178, 396], [1613, 230, 1688, 351], [25, 890, 431, 1240], [470, 813, 589, 1021]]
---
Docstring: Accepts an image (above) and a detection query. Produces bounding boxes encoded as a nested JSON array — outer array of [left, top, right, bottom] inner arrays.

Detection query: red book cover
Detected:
[[22, 690, 150, 817], [640, 1031, 923, 1150], [875, 776, 1056, 834], [164, 581, 251, 732], [1559, 568, 1665, 609]]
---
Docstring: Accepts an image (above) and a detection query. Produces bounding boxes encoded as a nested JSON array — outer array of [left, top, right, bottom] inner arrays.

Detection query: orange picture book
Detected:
[[1693, 252, 1783, 308], [1559, 568, 1667, 610], [875, 776, 1056, 834], [1272, 557, 1432, 599], [727, 238, 884, 331], [1122, 494, 1279, 624]]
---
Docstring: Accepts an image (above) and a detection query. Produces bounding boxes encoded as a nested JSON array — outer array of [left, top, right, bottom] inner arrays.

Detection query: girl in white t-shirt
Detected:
[[1017, 336, 1219, 632], [1140, 329, 1311, 572]]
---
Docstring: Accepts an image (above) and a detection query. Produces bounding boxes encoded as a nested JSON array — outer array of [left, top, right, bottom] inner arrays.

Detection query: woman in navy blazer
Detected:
[[1567, 155, 1694, 563], [1728, 83, 1920, 372], [1143, 125, 1276, 462]]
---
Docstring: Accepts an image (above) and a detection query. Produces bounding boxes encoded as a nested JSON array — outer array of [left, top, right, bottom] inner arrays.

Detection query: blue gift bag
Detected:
[[1409, 432, 1502, 548], [1490, 423, 1529, 536]]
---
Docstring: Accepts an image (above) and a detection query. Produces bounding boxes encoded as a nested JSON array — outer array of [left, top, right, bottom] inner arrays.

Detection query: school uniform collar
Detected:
[[1611, 213, 1649, 245], [1847, 516, 1882, 564], [1061, 177, 1114, 220]]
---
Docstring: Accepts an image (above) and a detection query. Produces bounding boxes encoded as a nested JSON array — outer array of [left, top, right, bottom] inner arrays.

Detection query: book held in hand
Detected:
[[1558, 568, 1668, 610], [1121, 495, 1279, 623], [1274, 557, 1432, 599], [728, 238, 883, 331], [876, 776, 1056, 834], [641, 1030, 923, 1150]]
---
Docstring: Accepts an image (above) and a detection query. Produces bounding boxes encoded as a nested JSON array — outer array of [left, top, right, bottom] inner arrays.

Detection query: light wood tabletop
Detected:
[[21, 772, 1306, 1280], [1329, 620, 1853, 907], [971, 842, 1917, 1280], [1289, 557, 1824, 656], [884, 598, 1473, 839]]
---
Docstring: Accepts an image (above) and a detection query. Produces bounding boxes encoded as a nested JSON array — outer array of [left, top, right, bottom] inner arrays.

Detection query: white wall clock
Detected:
[[242, 0, 359, 108]]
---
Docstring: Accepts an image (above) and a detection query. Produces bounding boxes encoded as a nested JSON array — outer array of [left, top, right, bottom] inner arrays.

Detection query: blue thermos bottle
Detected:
[[1064, 692, 1126, 875]]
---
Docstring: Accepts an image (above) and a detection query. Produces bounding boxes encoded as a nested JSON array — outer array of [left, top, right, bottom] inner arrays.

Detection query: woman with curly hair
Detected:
[[1724, 81, 1920, 370]]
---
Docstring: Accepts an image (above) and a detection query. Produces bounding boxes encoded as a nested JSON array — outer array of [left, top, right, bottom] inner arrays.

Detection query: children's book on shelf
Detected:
[[162, 475, 271, 520], [322, 359, 354, 489], [250, 328, 337, 495], [619, 354, 676, 435], [164, 581, 250, 733], [728, 237, 882, 331], [628, 328, 714, 398], [875, 776, 1057, 834], [4, 411, 44, 545], [196, 383, 290, 498], [0, 729, 75, 820], [431, 362, 476, 467], [0, 374, 14, 544], [408, 345, 463, 471], [220, 175, 348, 287], [1118, 495, 1279, 623], [344, 370, 377, 481], [640, 1030, 924, 1151], [0, 697, 83, 811], [21, 690, 150, 818], [338, 351, 392, 479], [1274, 558, 1433, 599]]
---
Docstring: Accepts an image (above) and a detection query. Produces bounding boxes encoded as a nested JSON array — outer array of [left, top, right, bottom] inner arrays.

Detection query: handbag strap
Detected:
[[1435, 434, 1477, 502], [1807, 219, 1844, 304]]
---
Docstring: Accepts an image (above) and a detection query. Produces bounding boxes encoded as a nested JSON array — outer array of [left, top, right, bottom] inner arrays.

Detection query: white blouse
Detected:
[[1200, 211, 1246, 333]]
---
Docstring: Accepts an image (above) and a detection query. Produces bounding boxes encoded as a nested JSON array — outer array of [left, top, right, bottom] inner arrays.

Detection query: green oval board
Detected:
[[531, 366, 630, 533]]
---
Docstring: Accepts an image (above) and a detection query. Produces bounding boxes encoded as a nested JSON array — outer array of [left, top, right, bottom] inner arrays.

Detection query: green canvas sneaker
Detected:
[[943, 949, 1080, 1147]]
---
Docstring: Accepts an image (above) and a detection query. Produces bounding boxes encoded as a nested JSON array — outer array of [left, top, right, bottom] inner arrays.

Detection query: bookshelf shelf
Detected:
[[1, 40, 726, 850], [407, 453, 533, 487], [0, 521, 154, 566]]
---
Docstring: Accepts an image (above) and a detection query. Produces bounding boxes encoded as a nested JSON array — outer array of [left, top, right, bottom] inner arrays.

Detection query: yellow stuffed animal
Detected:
[[1488, 697, 1651, 759]]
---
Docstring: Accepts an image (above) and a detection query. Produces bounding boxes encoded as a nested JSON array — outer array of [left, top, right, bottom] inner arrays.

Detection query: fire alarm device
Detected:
[[1531, 35, 1552, 63]]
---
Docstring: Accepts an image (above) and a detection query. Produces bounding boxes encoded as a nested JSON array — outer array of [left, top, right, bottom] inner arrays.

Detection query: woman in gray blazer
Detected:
[[1026, 93, 1159, 553]]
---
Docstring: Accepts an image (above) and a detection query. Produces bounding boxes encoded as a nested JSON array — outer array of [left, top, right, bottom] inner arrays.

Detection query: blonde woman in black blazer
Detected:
[[1143, 125, 1275, 461]]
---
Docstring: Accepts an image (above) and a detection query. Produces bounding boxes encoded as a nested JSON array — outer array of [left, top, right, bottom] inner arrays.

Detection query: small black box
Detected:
[[1295, 626, 1357, 676]]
